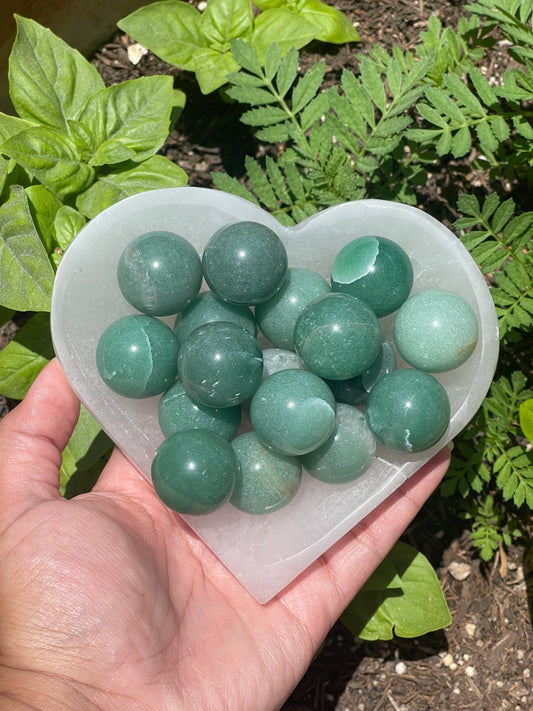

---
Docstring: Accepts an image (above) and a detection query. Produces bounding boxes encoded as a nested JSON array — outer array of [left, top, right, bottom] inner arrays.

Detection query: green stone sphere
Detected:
[[151, 429, 237, 516], [231, 432, 302, 515], [158, 381, 241, 440], [177, 321, 263, 407], [250, 369, 336, 456], [324, 374, 367, 407], [174, 290, 256, 346], [365, 369, 450, 453], [331, 235, 413, 317], [255, 267, 331, 349], [301, 404, 376, 484], [294, 293, 382, 380], [117, 231, 202, 316], [202, 221, 288, 304], [393, 289, 479, 373], [96, 314, 178, 398], [362, 340, 397, 392]]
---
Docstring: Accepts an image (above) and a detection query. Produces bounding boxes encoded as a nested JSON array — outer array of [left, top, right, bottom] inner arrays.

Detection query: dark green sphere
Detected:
[[96, 314, 178, 398], [202, 221, 288, 304], [151, 429, 238, 515]]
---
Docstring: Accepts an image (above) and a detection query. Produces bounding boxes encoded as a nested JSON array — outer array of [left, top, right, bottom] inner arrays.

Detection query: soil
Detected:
[[2, 0, 533, 709]]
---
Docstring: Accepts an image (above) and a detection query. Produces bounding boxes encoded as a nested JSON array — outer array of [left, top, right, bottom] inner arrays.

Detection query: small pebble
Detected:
[[465, 623, 476, 637], [448, 561, 472, 580], [517, 649, 526, 660], [524, 668, 530, 678], [442, 653, 454, 667], [465, 665, 475, 677], [395, 661, 407, 674]]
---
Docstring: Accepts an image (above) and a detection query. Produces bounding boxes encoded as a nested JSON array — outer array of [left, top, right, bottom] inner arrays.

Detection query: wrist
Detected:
[[0, 667, 99, 711]]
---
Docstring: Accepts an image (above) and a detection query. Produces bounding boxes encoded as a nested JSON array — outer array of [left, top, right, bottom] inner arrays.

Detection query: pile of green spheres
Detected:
[[95, 222, 479, 518]]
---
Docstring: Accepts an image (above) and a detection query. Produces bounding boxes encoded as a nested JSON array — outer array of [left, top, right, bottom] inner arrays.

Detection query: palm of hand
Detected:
[[0, 361, 449, 711]]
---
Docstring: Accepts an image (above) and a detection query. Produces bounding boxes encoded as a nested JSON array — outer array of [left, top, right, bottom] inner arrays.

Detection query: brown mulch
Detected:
[[2, 0, 532, 709]]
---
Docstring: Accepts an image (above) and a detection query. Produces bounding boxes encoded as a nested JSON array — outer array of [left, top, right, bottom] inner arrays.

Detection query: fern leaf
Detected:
[[211, 172, 259, 204], [275, 47, 299, 99], [291, 61, 326, 114], [240, 106, 290, 126], [244, 155, 278, 210], [230, 38, 263, 76], [360, 58, 387, 113]]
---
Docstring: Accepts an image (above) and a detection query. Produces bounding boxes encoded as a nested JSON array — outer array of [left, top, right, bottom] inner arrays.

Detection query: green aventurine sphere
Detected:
[[202, 221, 288, 304], [231, 432, 302, 514], [96, 314, 178, 398], [250, 369, 336, 455], [255, 267, 331, 349], [294, 293, 382, 380], [117, 231, 202, 316], [393, 289, 479, 372], [177, 321, 263, 407], [151, 429, 237, 515], [365, 369, 450, 452], [158, 381, 241, 440], [331, 235, 413, 317], [301, 404, 376, 484], [174, 290, 256, 346]]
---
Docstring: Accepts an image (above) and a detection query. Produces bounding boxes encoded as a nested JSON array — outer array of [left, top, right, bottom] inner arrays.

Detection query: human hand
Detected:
[[0, 360, 449, 711]]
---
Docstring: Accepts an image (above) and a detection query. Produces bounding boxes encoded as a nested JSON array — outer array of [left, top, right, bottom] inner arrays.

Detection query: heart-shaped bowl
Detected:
[[51, 187, 499, 603]]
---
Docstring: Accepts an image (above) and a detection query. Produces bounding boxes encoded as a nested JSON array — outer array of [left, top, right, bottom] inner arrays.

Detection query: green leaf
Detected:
[[1, 126, 94, 200], [444, 72, 486, 115], [211, 171, 259, 204], [275, 46, 299, 99], [425, 86, 466, 125], [519, 399, 533, 442], [475, 120, 499, 153], [298, 0, 360, 43], [230, 38, 263, 76], [200, 0, 253, 49], [451, 125, 472, 158], [194, 48, 241, 94], [291, 61, 326, 114], [60, 406, 112, 493], [251, 8, 319, 61], [9, 16, 104, 132], [240, 105, 290, 126], [0, 307, 14, 328], [341, 542, 451, 641], [360, 58, 387, 113], [76, 156, 187, 219], [0, 186, 55, 311], [0, 313, 53, 399], [118, 1, 204, 71], [54, 206, 86, 252], [0, 113, 37, 144], [25, 184, 62, 253], [225, 84, 280, 105], [78, 76, 176, 165], [263, 42, 282, 80]]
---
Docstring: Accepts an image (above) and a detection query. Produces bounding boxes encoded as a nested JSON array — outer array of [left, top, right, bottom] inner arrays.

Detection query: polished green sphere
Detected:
[[231, 432, 302, 514], [202, 221, 288, 304], [151, 429, 237, 516], [174, 290, 256, 346], [362, 340, 397, 392], [393, 289, 479, 372], [255, 267, 330, 349], [158, 381, 241, 440], [250, 369, 336, 455], [331, 235, 413, 317], [96, 314, 178, 398], [365, 369, 450, 452], [117, 231, 202, 316], [294, 293, 382, 380], [177, 321, 263, 407], [301, 404, 376, 484]]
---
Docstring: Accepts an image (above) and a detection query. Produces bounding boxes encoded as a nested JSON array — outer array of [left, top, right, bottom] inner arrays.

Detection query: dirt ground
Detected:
[[2, 0, 533, 708]]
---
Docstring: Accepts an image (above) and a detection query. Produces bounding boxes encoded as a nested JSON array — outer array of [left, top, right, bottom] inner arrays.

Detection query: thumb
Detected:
[[0, 359, 80, 515]]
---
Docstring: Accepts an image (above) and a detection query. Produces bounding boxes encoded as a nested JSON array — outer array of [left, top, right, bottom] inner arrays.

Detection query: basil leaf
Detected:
[[9, 15, 104, 131], [60, 407, 112, 494], [0, 186, 55, 311], [0, 313, 53, 399], [76, 156, 187, 218], [341, 542, 451, 640], [0, 307, 15, 328], [299, 0, 360, 43], [1, 126, 95, 200], [194, 48, 241, 94], [54, 206, 86, 252], [520, 399, 533, 442], [77, 76, 176, 166], [25, 185, 63, 253], [0, 113, 36, 144], [118, 1, 205, 71], [201, 0, 253, 51], [251, 9, 319, 61]]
